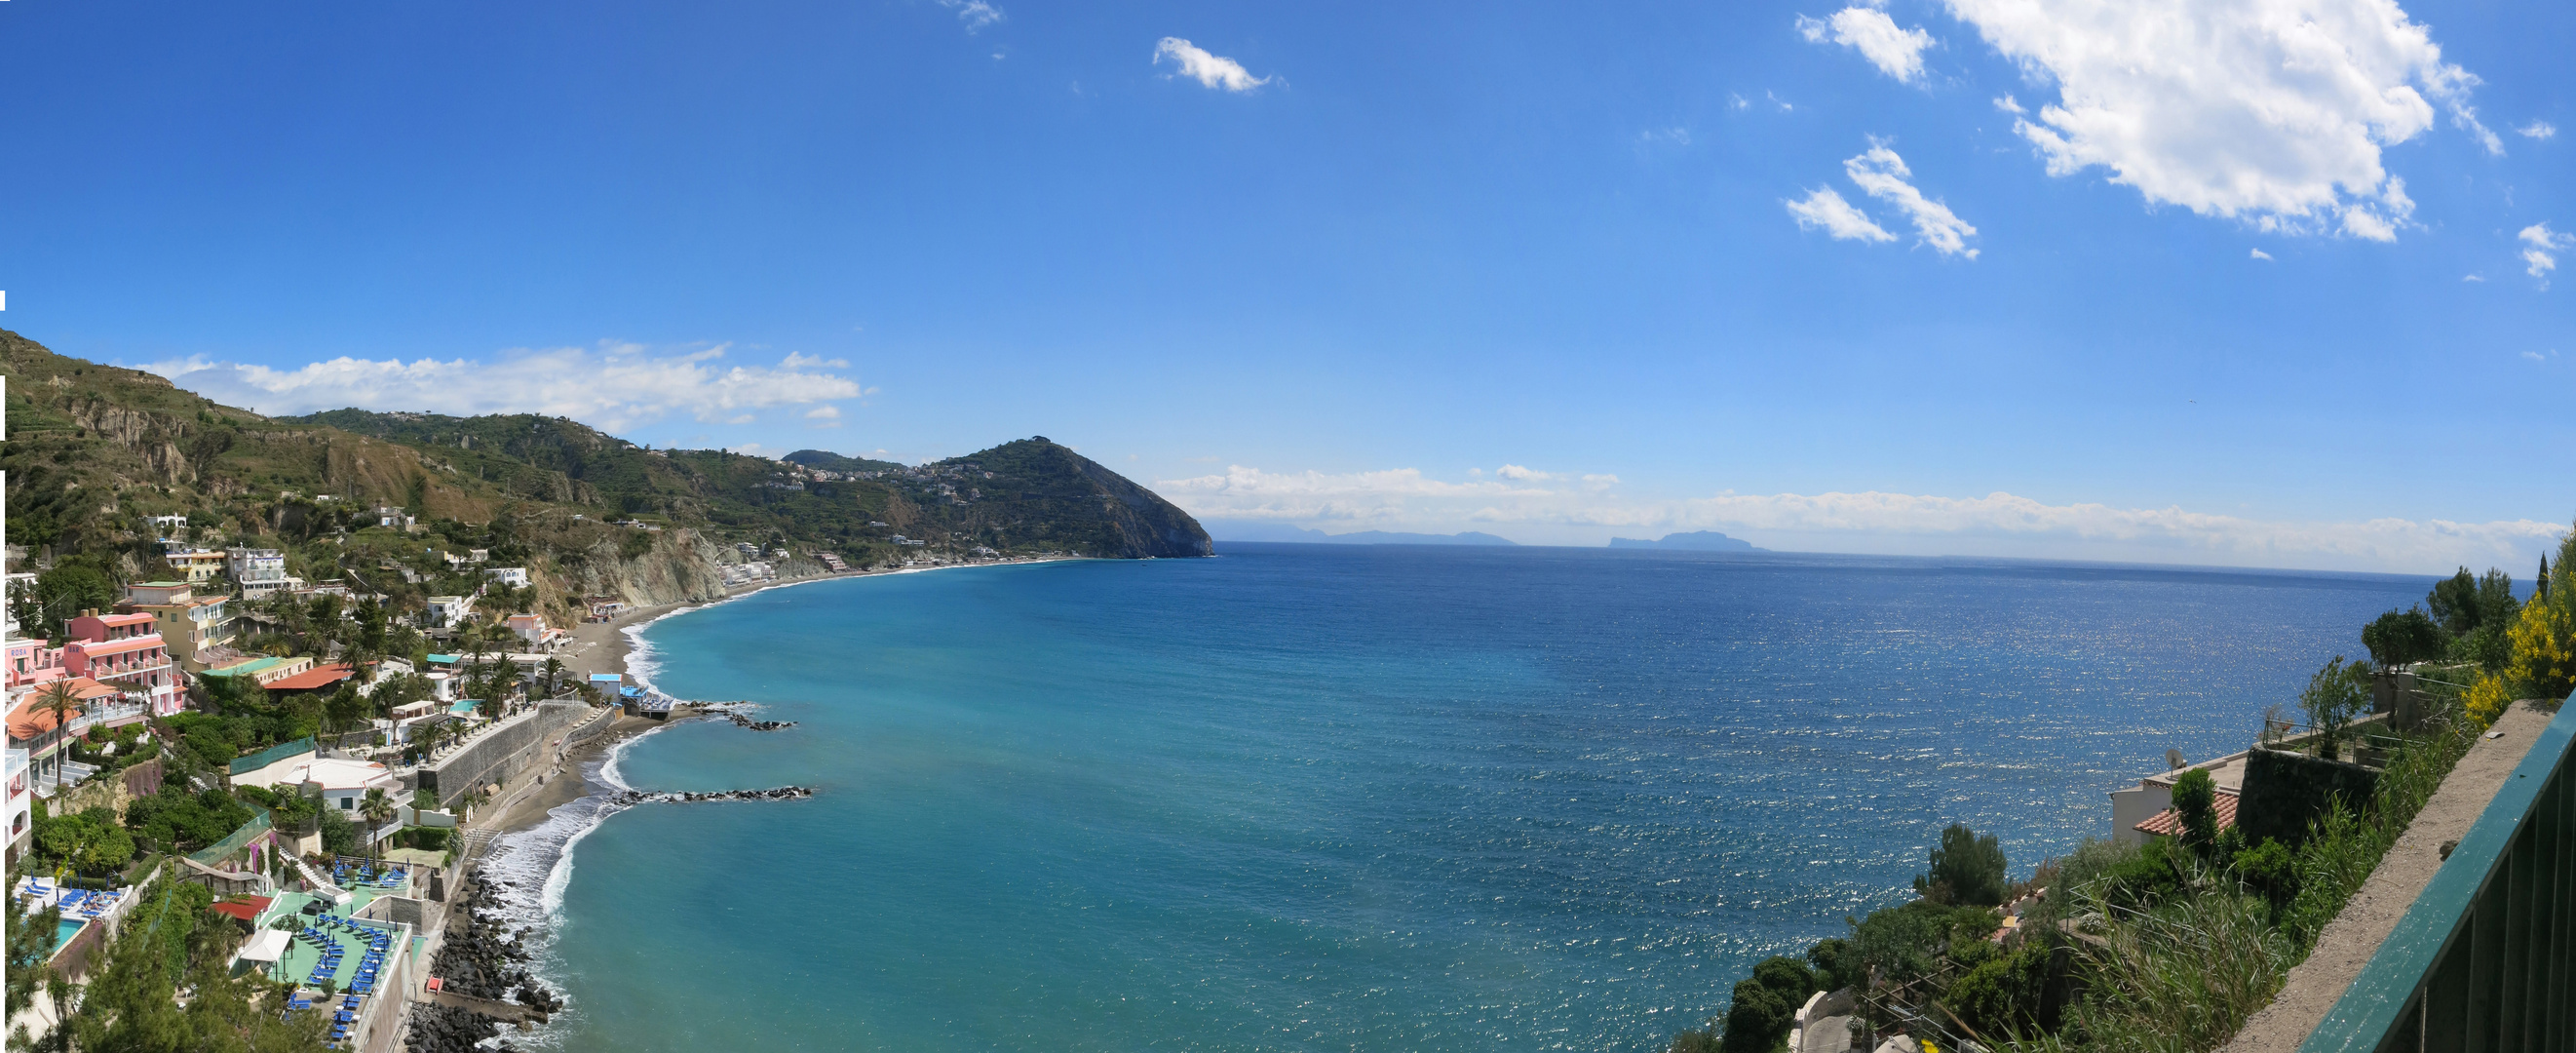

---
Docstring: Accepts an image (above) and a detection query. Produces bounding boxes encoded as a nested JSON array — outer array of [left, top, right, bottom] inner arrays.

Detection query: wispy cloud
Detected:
[[1942, 0, 2484, 238], [144, 342, 865, 432], [1787, 186, 1897, 243], [2518, 120, 2557, 140], [1798, 7, 1937, 83], [1154, 37, 1271, 93], [936, 0, 1003, 33], [2249, 248, 2273, 260], [1843, 142, 1978, 257], [1160, 464, 2564, 573], [2522, 222, 2573, 285]]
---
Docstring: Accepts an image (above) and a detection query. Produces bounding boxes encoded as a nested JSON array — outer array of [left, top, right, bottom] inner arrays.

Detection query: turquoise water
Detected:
[[497, 546, 2429, 1052], [51, 917, 83, 956]]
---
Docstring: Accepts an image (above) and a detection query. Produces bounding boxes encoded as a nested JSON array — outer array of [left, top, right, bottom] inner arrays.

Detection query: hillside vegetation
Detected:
[[0, 328, 1210, 623]]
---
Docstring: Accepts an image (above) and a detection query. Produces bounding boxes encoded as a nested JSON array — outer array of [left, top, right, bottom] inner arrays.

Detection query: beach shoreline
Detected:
[[481, 556, 1078, 837]]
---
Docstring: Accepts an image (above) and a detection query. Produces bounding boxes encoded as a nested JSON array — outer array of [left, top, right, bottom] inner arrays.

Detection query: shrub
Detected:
[[2172, 768, 2218, 859], [1916, 823, 2010, 907], [2297, 657, 2370, 760], [1945, 944, 2053, 1039], [2229, 837, 2299, 910]]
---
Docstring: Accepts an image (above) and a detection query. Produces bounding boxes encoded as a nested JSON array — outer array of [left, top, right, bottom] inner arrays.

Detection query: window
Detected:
[[340, 798, 353, 809]]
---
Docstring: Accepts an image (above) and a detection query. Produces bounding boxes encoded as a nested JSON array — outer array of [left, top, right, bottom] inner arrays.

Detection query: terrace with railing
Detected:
[[2248, 694, 2576, 1052]]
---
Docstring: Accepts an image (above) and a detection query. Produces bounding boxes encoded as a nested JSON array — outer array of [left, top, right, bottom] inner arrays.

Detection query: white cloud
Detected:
[[937, 0, 1003, 33], [1842, 142, 1979, 257], [2522, 350, 2548, 363], [1162, 464, 2564, 573], [1769, 91, 1795, 112], [2249, 248, 2273, 260], [1496, 464, 1557, 481], [1798, 7, 1937, 83], [1730, 93, 1752, 111], [145, 340, 864, 432], [1639, 127, 1692, 146], [781, 352, 851, 369], [1993, 95, 2024, 115], [2463, 274, 2485, 282], [2522, 222, 2573, 283], [1786, 186, 1897, 243], [1942, 0, 2488, 238], [1154, 37, 1271, 93], [805, 406, 842, 419], [2519, 121, 2558, 140]]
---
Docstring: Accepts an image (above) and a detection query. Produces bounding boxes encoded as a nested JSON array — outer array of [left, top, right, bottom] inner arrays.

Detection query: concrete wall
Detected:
[[418, 702, 594, 808]]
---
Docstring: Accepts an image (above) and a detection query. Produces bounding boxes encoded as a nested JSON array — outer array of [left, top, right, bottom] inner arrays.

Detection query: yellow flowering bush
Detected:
[[2507, 578, 2576, 711], [2466, 670, 2515, 729]]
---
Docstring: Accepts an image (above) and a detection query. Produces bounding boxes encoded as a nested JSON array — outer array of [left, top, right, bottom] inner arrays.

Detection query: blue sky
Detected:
[[1, 0, 2570, 571]]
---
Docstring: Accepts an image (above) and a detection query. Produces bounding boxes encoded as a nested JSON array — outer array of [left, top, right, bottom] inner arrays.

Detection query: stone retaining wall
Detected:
[[418, 703, 593, 809]]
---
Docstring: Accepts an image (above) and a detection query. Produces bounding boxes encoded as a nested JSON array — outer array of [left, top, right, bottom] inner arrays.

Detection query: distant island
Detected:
[[1606, 530, 1765, 552], [1211, 524, 1518, 546]]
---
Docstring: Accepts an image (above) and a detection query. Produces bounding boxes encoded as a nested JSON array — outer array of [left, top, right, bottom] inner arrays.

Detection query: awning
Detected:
[[238, 928, 290, 963]]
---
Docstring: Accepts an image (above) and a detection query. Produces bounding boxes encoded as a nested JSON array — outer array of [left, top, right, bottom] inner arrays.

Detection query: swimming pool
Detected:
[[48, 917, 85, 957]]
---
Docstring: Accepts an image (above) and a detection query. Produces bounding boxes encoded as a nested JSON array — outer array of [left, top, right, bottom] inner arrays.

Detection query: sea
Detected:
[[480, 544, 2432, 1052]]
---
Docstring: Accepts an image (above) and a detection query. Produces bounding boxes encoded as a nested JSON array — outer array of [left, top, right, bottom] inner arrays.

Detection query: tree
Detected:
[[5, 887, 58, 1016], [2172, 768, 2218, 858], [33, 564, 116, 640], [2361, 606, 2447, 670], [33, 680, 85, 744], [318, 806, 359, 857], [1916, 823, 2010, 908], [2428, 567, 2520, 637], [360, 787, 396, 831], [2298, 656, 2371, 760], [540, 656, 566, 699], [1719, 957, 1819, 1053]]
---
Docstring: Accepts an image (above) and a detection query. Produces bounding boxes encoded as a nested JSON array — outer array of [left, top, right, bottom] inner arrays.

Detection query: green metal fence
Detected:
[[186, 808, 273, 866], [2301, 694, 2576, 1052], [228, 735, 315, 777]]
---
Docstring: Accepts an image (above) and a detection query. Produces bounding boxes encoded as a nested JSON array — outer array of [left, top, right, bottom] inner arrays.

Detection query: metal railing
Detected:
[[187, 808, 274, 866], [2300, 694, 2576, 1052]]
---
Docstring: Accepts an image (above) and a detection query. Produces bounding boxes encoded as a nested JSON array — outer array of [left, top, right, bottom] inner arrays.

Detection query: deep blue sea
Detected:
[[486, 545, 2429, 1052]]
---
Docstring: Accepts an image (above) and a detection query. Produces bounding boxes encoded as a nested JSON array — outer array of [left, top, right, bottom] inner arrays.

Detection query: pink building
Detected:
[[61, 610, 182, 717], [6, 638, 67, 692]]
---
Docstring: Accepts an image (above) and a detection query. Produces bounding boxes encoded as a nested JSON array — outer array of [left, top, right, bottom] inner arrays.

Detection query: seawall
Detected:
[[419, 702, 596, 809]]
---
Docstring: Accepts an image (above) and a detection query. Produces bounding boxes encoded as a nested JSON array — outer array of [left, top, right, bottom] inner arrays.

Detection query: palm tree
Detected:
[[540, 657, 565, 700], [33, 680, 84, 745], [360, 787, 396, 831]]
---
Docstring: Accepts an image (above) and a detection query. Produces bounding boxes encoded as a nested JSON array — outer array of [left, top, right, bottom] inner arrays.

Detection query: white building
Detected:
[[373, 507, 415, 529], [226, 548, 300, 599], [483, 566, 530, 588], [423, 595, 473, 630], [238, 756, 402, 814], [4, 749, 30, 866]]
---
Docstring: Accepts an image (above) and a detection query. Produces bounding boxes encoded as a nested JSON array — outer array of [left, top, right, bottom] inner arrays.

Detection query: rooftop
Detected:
[[2135, 787, 2242, 838], [264, 664, 357, 691]]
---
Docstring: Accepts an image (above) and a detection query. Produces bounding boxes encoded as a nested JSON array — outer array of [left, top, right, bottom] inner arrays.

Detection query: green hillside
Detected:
[[0, 328, 1211, 621]]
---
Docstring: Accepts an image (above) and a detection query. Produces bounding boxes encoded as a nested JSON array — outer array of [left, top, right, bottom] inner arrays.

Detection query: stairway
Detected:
[[291, 854, 354, 907]]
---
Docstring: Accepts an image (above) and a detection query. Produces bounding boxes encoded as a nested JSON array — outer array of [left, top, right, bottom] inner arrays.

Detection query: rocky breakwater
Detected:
[[607, 786, 815, 806], [405, 868, 565, 1053], [698, 701, 796, 731]]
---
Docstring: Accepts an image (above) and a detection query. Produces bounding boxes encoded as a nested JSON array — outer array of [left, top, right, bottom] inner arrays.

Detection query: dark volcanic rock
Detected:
[[406, 868, 560, 1053], [607, 786, 815, 806]]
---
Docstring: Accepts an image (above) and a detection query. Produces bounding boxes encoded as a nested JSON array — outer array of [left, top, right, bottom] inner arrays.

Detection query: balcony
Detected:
[[2296, 694, 2576, 1051]]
